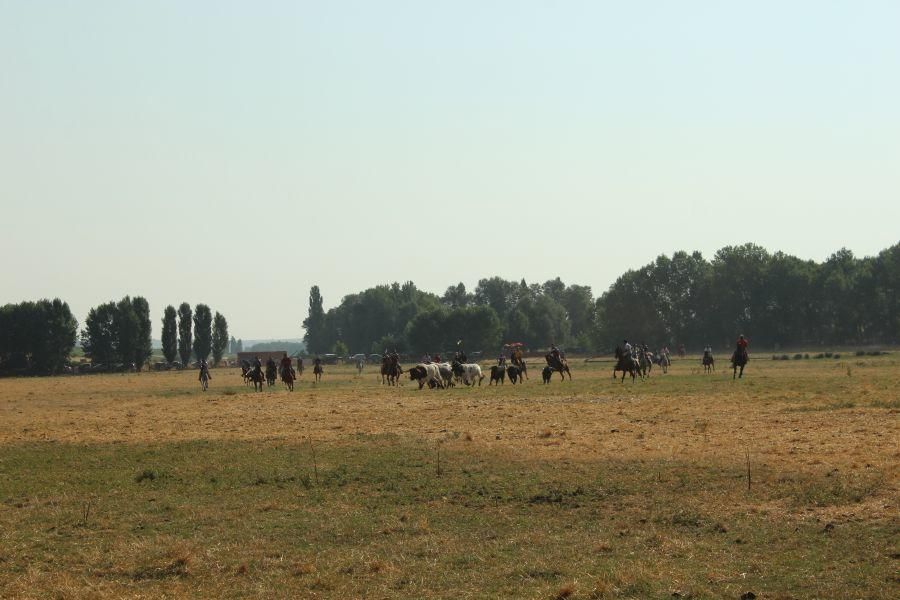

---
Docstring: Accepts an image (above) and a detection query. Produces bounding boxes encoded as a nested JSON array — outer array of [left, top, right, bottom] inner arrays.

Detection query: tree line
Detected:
[[0, 297, 229, 374], [302, 242, 900, 355]]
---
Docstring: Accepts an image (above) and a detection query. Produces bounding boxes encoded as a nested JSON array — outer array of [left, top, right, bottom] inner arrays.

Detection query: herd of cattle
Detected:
[[404, 358, 565, 389]]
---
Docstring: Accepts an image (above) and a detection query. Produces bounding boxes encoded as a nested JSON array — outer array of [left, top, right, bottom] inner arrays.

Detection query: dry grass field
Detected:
[[1, 355, 897, 599]]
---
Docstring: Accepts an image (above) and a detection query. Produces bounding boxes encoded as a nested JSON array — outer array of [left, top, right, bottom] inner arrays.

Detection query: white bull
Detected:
[[409, 363, 444, 389], [462, 363, 484, 386]]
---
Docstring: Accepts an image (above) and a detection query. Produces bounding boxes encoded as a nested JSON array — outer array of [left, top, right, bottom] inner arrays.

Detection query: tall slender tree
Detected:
[[177, 302, 192, 366], [211, 311, 229, 366], [193, 303, 213, 363], [131, 296, 152, 370], [303, 286, 327, 354], [161, 305, 178, 363]]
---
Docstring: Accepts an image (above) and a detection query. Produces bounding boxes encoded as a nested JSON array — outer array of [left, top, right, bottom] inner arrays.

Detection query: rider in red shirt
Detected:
[[736, 335, 748, 359]]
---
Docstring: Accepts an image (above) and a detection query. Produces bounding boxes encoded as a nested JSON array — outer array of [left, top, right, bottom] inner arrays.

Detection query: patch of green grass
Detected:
[[0, 437, 894, 598]]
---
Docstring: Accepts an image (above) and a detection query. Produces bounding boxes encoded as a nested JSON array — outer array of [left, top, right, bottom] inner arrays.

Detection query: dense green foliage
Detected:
[[161, 305, 178, 364], [211, 312, 229, 366], [177, 303, 192, 366], [304, 242, 900, 353], [0, 299, 77, 373], [596, 243, 900, 349], [192, 304, 213, 363], [80, 296, 153, 369]]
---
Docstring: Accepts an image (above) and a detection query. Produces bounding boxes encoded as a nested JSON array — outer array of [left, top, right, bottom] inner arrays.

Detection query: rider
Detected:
[[703, 344, 713, 359], [623, 340, 632, 358], [498, 352, 506, 366], [735, 335, 749, 360], [199, 359, 211, 381], [253, 355, 263, 376], [280, 354, 293, 378]]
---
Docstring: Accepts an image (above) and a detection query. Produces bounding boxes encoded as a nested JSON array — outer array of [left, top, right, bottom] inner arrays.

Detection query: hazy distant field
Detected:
[[1, 356, 897, 599]]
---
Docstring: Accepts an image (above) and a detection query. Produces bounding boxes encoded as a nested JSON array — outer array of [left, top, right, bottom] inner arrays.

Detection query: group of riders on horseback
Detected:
[[237, 354, 324, 391], [613, 335, 749, 381], [210, 335, 752, 391], [613, 341, 672, 382]]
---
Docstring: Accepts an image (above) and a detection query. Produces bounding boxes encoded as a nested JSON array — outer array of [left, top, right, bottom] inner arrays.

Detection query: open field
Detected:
[[1, 356, 897, 599]]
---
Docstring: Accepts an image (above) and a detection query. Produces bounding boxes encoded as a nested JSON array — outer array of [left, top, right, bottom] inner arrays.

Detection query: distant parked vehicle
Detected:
[[367, 353, 382, 364]]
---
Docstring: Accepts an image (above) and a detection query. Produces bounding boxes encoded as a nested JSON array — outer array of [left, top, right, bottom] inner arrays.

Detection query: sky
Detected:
[[1, 1, 898, 340]]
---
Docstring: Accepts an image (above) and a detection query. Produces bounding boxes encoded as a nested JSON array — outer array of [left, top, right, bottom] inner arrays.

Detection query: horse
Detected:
[[638, 351, 653, 378], [246, 368, 265, 392], [511, 350, 529, 380], [656, 351, 670, 374], [313, 362, 324, 383], [731, 349, 748, 379], [613, 347, 641, 382], [381, 355, 402, 385], [702, 352, 715, 374], [265, 363, 277, 387], [281, 366, 295, 391], [545, 353, 572, 380], [489, 365, 505, 385]]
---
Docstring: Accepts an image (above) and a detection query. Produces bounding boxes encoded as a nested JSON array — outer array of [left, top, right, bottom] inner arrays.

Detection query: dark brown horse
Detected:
[[281, 366, 295, 391], [381, 355, 402, 386], [511, 352, 528, 380], [313, 361, 324, 383], [731, 349, 748, 379], [613, 347, 641, 382], [702, 352, 715, 374], [545, 353, 571, 380], [246, 368, 265, 392]]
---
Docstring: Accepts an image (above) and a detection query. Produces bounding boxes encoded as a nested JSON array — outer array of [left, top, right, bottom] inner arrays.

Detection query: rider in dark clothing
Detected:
[[199, 360, 211, 381], [253, 356, 262, 375]]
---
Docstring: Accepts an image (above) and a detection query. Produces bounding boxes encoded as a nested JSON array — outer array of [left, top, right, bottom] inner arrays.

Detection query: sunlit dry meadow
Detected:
[[1, 355, 897, 599]]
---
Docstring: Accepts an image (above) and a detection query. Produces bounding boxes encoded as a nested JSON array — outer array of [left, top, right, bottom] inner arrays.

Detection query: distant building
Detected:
[[236, 351, 286, 365]]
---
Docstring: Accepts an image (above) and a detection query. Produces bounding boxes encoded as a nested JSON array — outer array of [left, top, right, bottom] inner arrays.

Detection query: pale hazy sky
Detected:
[[2, 1, 898, 340]]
